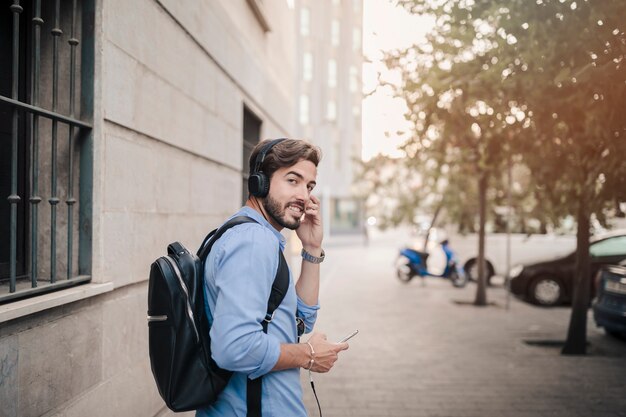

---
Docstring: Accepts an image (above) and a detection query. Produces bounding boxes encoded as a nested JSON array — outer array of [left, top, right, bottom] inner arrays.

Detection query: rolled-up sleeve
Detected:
[[208, 225, 282, 379], [296, 297, 319, 334]]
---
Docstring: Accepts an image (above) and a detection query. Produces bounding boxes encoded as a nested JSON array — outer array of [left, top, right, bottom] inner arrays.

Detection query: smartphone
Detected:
[[338, 329, 359, 343]]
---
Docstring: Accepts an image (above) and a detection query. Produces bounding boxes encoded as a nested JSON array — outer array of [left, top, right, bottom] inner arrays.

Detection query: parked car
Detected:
[[409, 227, 578, 284], [593, 260, 626, 338], [455, 233, 576, 285], [507, 230, 626, 306]]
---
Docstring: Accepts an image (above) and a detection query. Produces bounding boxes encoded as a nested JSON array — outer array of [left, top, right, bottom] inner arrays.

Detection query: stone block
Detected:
[[214, 75, 242, 131], [103, 132, 157, 213], [105, 0, 216, 111], [189, 160, 222, 215], [202, 114, 231, 166], [102, 44, 137, 128], [135, 69, 205, 153], [156, 0, 231, 83], [224, 124, 245, 171], [17, 306, 102, 417], [103, 0, 222, 130], [103, 42, 239, 170], [62, 361, 162, 417], [189, 161, 242, 216], [101, 289, 148, 380], [100, 211, 135, 286], [100, 211, 171, 286], [0, 334, 18, 417], [154, 149, 192, 215], [155, 0, 295, 133]]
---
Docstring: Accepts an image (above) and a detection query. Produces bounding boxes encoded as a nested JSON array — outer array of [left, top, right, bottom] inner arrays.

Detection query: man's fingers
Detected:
[[305, 199, 320, 213], [334, 342, 349, 351]]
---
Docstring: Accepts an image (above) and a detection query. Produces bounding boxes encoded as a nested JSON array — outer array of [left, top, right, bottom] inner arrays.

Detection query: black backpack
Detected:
[[147, 216, 289, 413]]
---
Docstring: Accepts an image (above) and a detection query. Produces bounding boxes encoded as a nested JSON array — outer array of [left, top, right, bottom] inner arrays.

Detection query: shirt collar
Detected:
[[237, 206, 287, 250]]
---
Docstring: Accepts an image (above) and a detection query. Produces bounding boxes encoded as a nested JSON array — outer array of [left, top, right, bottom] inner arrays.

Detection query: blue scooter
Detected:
[[395, 240, 468, 288]]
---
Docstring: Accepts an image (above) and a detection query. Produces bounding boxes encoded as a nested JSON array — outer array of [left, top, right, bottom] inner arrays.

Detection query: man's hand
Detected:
[[306, 332, 349, 373], [296, 195, 323, 253]]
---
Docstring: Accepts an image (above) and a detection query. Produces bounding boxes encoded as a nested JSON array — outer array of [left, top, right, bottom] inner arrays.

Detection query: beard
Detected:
[[263, 194, 302, 230]]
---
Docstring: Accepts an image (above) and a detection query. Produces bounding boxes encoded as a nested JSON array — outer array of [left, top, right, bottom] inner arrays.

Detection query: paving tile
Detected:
[[300, 230, 626, 417]]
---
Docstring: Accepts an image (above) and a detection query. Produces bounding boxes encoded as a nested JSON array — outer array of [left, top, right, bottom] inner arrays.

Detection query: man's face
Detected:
[[262, 159, 317, 230]]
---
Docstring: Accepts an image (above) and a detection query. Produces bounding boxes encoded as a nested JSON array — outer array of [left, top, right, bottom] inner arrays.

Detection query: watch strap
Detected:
[[301, 248, 325, 264]]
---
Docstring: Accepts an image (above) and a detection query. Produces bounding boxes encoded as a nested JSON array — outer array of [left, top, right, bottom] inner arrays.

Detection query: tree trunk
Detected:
[[562, 198, 591, 355], [474, 173, 488, 306]]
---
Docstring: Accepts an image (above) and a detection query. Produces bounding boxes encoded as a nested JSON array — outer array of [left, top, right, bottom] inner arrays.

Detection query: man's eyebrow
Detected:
[[285, 171, 304, 179], [285, 171, 316, 186]]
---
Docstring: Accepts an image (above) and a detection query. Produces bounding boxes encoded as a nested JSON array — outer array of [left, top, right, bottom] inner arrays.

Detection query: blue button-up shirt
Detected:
[[197, 207, 319, 417]]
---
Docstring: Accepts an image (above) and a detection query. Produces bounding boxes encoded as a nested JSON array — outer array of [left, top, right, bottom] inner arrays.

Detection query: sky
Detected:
[[361, 1, 434, 161]]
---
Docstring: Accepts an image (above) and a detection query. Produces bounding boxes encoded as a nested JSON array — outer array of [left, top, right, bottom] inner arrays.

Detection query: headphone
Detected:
[[248, 138, 287, 198]]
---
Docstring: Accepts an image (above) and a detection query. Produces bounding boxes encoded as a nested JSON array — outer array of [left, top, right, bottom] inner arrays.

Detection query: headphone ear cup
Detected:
[[258, 173, 270, 198], [248, 172, 270, 197]]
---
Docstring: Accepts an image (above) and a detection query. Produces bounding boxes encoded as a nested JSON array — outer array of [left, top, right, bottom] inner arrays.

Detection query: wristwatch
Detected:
[[301, 248, 325, 264]]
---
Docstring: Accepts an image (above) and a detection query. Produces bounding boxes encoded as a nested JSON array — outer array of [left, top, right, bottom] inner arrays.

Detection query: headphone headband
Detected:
[[252, 138, 287, 175], [248, 138, 287, 198]]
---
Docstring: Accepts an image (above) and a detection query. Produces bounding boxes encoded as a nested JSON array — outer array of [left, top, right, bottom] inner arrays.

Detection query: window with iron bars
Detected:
[[0, 0, 94, 303]]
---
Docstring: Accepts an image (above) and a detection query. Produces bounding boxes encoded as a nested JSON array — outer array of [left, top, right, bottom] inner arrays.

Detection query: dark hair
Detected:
[[249, 138, 322, 180]]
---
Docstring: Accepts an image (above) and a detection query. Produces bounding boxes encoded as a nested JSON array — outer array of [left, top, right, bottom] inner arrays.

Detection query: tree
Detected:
[[495, 0, 626, 354], [393, 0, 626, 353], [377, 1, 626, 350], [387, 0, 526, 305]]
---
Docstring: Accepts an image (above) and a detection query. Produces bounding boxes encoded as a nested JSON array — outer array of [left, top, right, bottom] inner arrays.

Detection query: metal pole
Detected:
[[67, 0, 79, 279], [8, 0, 23, 293], [30, 0, 43, 288], [49, 0, 63, 283], [505, 144, 512, 311], [0, 96, 92, 128]]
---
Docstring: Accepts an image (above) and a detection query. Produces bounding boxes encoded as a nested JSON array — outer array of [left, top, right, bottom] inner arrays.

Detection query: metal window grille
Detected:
[[0, 0, 94, 303]]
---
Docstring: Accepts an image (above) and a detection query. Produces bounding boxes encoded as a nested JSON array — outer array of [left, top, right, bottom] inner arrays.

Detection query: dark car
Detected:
[[507, 230, 626, 307], [593, 260, 626, 337]]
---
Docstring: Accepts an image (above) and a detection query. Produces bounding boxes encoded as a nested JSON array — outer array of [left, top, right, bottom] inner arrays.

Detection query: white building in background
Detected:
[[295, 0, 364, 235]]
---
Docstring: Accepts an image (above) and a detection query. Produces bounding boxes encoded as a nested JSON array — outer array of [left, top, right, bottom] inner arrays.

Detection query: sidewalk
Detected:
[[302, 231, 626, 417]]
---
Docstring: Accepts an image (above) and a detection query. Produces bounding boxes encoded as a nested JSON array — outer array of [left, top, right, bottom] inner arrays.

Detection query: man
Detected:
[[197, 138, 348, 417]]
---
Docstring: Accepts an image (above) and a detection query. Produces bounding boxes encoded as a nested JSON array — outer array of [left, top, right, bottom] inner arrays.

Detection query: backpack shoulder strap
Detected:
[[248, 249, 290, 417], [263, 250, 290, 325], [198, 214, 290, 320], [197, 216, 257, 260]]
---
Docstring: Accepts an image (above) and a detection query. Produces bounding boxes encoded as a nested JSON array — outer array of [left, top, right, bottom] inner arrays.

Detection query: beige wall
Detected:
[[0, 1, 296, 416]]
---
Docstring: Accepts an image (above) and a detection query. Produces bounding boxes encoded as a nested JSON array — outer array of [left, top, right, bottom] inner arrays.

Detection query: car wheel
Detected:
[[395, 256, 414, 283], [463, 258, 495, 285], [605, 329, 626, 341], [529, 276, 563, 306]]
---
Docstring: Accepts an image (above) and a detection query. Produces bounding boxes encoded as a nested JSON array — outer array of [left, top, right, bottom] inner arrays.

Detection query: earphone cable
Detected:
[[309, 370, 322, 417]]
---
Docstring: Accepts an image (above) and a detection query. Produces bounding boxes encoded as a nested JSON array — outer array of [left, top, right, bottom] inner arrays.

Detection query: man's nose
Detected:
[[296, 184, 309, 200]]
